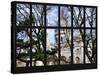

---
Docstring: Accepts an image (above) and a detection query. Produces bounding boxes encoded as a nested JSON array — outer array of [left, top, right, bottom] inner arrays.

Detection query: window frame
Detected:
[[11, 1, 97, 74]]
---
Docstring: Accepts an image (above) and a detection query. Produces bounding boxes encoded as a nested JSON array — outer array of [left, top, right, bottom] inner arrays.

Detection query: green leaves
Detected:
[[32, 52, 45, 61], [46, 48, 57, 55], [16, 39, 30, 48]]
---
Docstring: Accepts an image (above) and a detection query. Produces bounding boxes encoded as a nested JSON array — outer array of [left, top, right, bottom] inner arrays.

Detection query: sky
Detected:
[[47, 6, 58, 26], [47, 29, 55, 45]]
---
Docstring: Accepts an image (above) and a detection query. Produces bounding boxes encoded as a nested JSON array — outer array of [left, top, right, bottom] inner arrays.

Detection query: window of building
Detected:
[[11, 1, 97, 73]]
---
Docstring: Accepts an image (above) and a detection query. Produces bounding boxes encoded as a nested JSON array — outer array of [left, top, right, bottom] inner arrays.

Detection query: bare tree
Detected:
[[60, 7, 96, 63], [16, 4, 58, 67], [73, 7, 96, 63]]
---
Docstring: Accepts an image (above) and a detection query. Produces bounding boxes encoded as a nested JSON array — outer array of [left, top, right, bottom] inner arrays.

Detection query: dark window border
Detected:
[[11, 1, 97, 74]]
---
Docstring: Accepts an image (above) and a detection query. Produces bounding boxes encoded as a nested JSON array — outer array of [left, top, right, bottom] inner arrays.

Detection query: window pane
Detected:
[[73, 29, 84, 64], [73, 7, 84, 27], [46, 29, 58, 65], [46, 6, 58, 26], [32, 28, 45, 66], [85, 8, 96, 27], [16, 28, 30, 67], [60, 29, 71, 65], [85, 29, 96, 63], [32, 5, 45, 26], [16, 4, 30, 26], [60, 6, 71, 27]]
